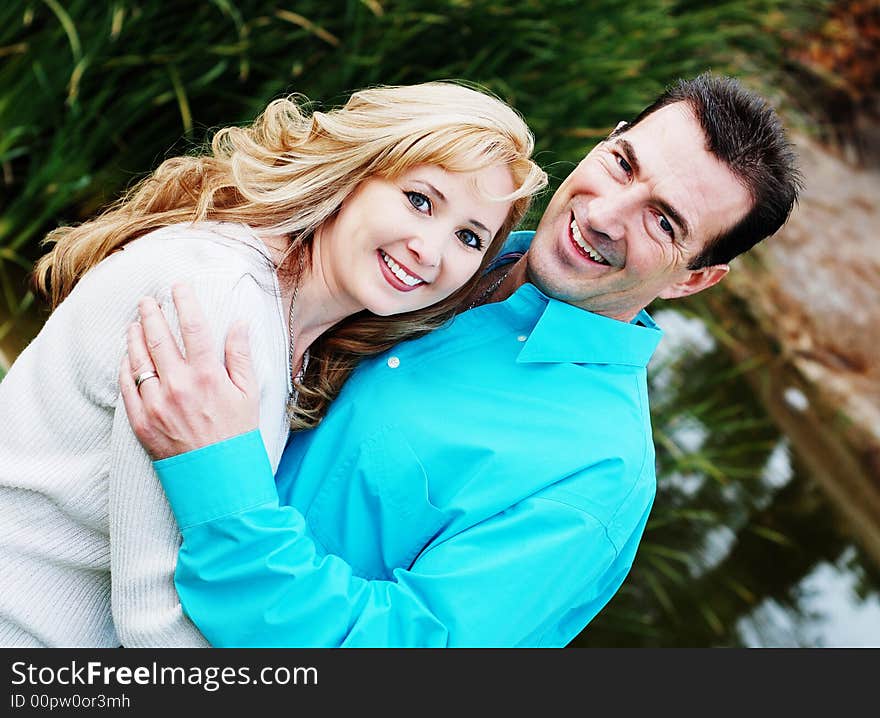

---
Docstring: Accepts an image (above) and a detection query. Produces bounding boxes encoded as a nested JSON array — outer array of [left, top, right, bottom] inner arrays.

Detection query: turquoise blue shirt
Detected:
[[156, 231, 663, 647]]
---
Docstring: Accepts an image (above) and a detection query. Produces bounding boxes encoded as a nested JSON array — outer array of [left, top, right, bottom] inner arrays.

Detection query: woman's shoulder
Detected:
[[67, 221, 280, 316], [81, 221, 275, 291], [122, 222, 274, 275]]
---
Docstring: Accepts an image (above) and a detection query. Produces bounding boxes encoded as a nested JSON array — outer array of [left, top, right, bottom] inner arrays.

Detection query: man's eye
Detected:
[[616, 154, 633, 176], [456, 228, 483, 250], [658, 215, 674, 237], [406, 191, 431, 214]]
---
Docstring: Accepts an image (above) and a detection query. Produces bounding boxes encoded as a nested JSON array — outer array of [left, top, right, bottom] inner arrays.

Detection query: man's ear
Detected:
[[658, 264, 729, 300]]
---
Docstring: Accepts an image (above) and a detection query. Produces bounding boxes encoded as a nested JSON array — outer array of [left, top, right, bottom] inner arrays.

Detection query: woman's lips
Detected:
[[377, 250, 426, 292]]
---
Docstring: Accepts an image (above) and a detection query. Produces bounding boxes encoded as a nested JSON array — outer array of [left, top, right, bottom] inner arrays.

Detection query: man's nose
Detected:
[[586, 193, 628, 243], [406, 232, 442, 268]]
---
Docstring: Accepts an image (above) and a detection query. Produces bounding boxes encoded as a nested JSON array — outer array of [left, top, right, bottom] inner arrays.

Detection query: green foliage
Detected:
[[1, 0, 823, 258], [0, 0, 828, 360]]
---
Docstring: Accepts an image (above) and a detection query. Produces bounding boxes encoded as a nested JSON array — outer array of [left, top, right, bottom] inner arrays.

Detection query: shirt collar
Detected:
[[491, 231, 662, 367], [487, 230, 534, 270]]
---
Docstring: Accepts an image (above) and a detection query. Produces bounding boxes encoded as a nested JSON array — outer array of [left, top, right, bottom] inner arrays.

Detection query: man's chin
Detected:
[[526, 269, 580, 305]]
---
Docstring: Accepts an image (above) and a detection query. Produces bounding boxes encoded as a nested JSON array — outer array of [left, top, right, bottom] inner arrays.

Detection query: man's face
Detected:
[[526, 102, 752, 322]]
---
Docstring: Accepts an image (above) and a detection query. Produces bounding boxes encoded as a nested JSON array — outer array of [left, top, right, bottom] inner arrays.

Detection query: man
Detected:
[[123, 73, 802, 646]]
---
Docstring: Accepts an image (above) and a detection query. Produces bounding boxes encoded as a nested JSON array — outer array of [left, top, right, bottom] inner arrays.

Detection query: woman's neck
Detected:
[[260, 230, 363, 372], [288, 265, 359, 360]]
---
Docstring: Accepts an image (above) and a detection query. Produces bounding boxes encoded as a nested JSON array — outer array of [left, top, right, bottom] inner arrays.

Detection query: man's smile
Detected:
[[569, 213, 611, 266]]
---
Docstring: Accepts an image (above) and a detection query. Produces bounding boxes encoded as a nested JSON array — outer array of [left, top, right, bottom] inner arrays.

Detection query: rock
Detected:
[[725, 132, 880, 454]]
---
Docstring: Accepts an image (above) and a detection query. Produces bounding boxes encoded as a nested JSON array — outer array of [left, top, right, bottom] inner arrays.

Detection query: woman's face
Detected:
[[318, 163, 515, 316]]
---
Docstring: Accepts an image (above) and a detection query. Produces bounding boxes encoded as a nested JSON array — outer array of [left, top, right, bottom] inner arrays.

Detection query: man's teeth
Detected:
[[571, 220, 608, 265], [381, 251, 423, 286]]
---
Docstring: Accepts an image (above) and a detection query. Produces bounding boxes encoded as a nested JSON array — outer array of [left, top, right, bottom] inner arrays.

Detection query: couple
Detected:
[[0, 75, 800, 647]]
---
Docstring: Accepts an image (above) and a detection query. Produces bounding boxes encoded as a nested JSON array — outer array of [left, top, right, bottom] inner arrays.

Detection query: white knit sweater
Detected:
[[0, 222, 291, 646]]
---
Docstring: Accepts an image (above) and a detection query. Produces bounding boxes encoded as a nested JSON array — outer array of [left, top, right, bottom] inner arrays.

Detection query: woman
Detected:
[[0, 81, 546, 647]]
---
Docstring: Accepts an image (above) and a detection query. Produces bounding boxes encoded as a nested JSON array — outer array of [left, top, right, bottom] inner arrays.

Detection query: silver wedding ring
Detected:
[[134, 370, 159, 389]]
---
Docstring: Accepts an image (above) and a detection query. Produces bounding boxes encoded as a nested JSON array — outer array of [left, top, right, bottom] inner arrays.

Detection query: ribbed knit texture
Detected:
[[0, 222, 290, 646]]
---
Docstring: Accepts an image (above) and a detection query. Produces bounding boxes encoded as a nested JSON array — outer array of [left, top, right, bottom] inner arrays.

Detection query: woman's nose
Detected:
[[405, 233, 442, 268]]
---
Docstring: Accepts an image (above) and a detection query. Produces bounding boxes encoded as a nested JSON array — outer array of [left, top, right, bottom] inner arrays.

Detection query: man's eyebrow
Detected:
[[654, 197, 690, 241], [414, 180, 491, 236], [616, 138, 641, 176], [616, 138, 692, 240]]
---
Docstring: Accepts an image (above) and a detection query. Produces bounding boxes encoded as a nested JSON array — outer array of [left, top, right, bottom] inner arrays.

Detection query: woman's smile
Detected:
[[378, 249, 427, 291]]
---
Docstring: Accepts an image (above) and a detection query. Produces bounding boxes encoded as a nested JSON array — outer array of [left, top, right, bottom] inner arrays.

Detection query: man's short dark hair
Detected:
[[620, 73, 803, 269]]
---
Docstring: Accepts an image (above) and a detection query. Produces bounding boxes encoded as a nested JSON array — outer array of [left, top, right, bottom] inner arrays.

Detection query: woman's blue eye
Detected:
[[406, 191, 431, 213], [457, 229, 483, 250]]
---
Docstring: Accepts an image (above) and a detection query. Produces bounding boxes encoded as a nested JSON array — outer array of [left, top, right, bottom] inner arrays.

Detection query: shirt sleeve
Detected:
[[108, 273, 283, 647], [155, 434, 625, 648]]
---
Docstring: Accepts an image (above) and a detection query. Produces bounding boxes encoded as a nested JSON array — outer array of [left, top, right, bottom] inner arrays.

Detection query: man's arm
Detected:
[[157, 432, 636, 648]]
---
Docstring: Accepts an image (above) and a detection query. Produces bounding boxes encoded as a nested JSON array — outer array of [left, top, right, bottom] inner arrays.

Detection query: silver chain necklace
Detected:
[[285, 247, 308, 420], [467, 265, 512, 311]]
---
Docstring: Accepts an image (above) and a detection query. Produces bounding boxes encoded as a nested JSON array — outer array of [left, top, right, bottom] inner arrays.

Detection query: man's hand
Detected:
[[119, 283, 260, 460]]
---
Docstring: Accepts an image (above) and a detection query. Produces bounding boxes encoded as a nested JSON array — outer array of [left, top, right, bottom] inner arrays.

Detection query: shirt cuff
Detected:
[[154, 429, 278, 529]]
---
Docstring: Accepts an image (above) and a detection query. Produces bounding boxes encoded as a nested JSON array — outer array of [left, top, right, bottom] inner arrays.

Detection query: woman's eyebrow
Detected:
[[470, 218, 490, 235], [412, 180, 491, 235], [412, 180, 446, 202]]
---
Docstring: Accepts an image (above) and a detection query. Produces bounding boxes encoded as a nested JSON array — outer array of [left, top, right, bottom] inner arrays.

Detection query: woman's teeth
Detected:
[[571, 219, 609, 265], [381, 251, 424, 286]]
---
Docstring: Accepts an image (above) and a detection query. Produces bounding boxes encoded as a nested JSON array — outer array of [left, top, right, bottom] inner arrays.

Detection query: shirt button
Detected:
[[517, 335, 528, 342], [387, 356, 400, 368]]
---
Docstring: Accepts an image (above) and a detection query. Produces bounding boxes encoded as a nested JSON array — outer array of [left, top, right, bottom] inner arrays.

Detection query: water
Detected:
[[574, 305, 880, 647]]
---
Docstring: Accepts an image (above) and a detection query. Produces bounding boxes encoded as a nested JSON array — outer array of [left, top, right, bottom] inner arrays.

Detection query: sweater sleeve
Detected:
[[155, 433, 627, 648], [108, 271, 286, 647]]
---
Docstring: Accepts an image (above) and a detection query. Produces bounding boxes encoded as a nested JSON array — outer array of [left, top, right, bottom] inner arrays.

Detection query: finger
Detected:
[[138, 296, 183, 376], [126, 322, 162, 401], [119, 353, 150, 435], [172, 283, 215, 366], [225, 321, 257, 397], [126, 320, 155, 375]]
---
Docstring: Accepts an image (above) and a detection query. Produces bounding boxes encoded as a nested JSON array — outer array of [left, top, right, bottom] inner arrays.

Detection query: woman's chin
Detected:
[[364, 300, 411, 317], [362, 285, 455, 317]]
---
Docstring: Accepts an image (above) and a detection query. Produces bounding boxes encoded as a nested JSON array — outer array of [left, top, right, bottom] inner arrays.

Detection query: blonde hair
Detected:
[[34, 81, 547, 429]]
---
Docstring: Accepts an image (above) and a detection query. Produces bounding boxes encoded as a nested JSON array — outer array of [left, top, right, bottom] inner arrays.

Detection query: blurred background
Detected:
[[1, 0, 878, 646]]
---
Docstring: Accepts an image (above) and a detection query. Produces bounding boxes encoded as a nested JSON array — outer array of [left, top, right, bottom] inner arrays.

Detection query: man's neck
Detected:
[[479, 250, 648, 324]]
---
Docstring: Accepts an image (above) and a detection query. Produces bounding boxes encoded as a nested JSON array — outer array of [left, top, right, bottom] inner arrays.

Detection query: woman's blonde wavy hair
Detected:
[[34, 81, 547, 429]]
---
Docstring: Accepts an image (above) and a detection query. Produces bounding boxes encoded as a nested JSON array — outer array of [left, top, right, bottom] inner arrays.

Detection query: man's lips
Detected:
[[568, 213, 611, 266], [377, 250, 426, 292]]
